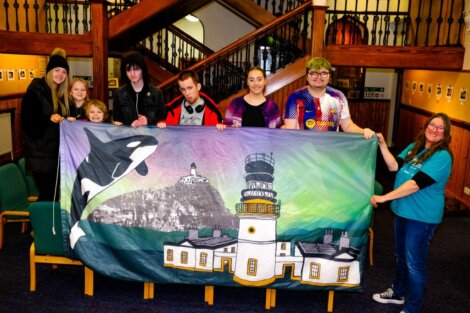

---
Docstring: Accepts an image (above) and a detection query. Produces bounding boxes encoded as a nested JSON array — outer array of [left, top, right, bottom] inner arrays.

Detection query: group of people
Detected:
[[21, 48, 453, 313]]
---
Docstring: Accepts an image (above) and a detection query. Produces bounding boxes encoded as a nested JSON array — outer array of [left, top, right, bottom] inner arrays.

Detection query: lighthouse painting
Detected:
[[163, 152, 362, 288], [233, 153, 280, 286]]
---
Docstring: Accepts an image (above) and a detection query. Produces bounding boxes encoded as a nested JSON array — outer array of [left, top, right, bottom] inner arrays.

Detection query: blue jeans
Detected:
[[392, 215, 437, 313]]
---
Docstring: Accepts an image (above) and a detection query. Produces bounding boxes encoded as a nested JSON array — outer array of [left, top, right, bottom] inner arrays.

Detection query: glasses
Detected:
[[308, 71, 330, 78], [427, 123, 445, 133]]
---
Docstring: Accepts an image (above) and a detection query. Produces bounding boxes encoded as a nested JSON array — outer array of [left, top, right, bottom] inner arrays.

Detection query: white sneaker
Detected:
[[372, 287, 405, 305]]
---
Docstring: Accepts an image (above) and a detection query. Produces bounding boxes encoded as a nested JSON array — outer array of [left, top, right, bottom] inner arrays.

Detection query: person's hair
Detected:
[[246, 66, 266, 80], [85, 99, 108, 122], [178, 70, 199, 85], [120, 51, 149, 86], [306, 57, 332, 74], [404, 112, 453, 164], [45, 48, 69, 115], [68, 77, 90, 104]]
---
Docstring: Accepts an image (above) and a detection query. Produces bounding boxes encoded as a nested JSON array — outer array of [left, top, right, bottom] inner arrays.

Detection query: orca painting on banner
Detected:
[[59, 121, 377, 291]]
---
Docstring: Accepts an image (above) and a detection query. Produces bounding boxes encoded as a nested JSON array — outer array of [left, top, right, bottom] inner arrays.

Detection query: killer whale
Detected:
[[69, 127, 158, 248]]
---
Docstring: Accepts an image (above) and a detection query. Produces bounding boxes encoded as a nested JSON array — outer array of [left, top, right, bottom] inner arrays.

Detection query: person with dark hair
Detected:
[[224, 66, 281, 128], [21, 47, 70, 201], [162, 70, 223, 127], [112, 51, 165, 127], [370, 112, 453, 313], [283, 57, 374, 138]]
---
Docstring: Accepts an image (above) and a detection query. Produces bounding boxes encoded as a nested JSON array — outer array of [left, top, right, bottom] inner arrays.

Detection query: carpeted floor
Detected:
[[1, 156, 469, 312]]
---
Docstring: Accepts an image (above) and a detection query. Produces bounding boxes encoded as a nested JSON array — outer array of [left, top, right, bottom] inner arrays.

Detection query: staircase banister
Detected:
[[167, 25, 214, 56], [157, 1, 311, 89]]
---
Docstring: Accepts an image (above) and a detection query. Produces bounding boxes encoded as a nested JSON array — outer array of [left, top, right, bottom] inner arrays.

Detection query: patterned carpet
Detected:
[[1, 206, 469, 312]]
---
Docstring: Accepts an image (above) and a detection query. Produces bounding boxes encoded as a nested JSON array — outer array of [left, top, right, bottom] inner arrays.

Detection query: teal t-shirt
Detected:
[[391, 143, 452, 224]]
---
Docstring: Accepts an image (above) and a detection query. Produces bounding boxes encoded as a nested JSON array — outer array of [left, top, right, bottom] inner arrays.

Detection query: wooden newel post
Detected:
[[90, 0, 109, 103], [311, 0, 328, 58]]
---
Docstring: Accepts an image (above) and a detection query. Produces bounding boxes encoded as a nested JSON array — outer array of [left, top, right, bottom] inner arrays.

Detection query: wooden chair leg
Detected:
[[84, 266, 94, 296], [143, 282, 155, 299], [327, 290, 334, 312], [204, 285, 214, 305], [29, 243, 37, 292], [369, 227, 374, 266], [21, 221, 28, 233], [265, 288, 276, 309]]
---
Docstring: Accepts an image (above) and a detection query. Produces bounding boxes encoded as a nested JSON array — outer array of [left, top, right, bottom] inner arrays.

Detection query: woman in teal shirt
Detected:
[[370, 112, 453, 313]]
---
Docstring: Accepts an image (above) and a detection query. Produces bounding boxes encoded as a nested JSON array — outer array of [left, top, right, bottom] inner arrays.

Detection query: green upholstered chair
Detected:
[[0, 163, 31, 250], [17, 158, 39, 201], [29, 201, 93, 295]]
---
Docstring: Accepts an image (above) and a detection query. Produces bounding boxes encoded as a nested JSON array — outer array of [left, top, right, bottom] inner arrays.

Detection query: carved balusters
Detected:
[[33, 0, 38, 32], [13, 0, 19, 31], [23, 0, 29, 32]]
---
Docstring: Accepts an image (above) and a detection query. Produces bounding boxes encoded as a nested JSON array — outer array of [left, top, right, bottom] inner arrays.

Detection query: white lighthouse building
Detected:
[[233, 153, 280, 286]]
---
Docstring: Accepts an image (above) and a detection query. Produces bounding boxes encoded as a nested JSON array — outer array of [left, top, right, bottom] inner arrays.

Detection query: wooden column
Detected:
[[311, 1, 328, 58], [90, 0, 109, 103]]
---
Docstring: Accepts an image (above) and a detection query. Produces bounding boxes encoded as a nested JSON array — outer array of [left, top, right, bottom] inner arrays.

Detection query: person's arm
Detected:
[[282, 118, 298, 129], [377, 133, 399, 171], [370, 179, 420, 208], [339, 117, 375, 139], [21, 88, 54, 139]]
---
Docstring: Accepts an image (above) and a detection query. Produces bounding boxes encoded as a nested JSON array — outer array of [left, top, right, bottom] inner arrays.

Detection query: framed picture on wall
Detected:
[[108, 77, 119, 89], [7, 70, 15, 81], [459, 88, 467, 102], [29, 69, 35, 79], [411, 81, 417, 93], [427, 84, 433, 96], [18, 69, 26, 80], [419, 82, 424, 94], [0, 69, 3, 81], [405, 80, 410, 90], [436, 84, 442, 97], [446, 85, 453, 100]]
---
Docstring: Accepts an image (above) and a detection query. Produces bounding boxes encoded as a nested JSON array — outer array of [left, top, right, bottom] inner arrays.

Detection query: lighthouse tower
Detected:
[[233, 153, 280, 286]]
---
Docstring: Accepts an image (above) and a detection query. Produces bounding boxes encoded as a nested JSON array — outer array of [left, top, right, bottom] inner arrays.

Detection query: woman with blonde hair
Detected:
[[21, 47, 70, 200]]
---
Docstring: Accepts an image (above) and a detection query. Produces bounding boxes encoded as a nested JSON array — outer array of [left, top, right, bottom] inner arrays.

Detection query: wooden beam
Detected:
[[311, 4, 327, 57], [221, 0, 276, 25], [91, 0, 109, 102], [0, 31, 92, 57], [109, 0, 178, 39], [325, 45, 465, 70]]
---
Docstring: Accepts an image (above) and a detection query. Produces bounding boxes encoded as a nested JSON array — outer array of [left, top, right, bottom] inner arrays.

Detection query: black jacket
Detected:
[[112, 83, 165, 126], [21, 78, 61, 173]]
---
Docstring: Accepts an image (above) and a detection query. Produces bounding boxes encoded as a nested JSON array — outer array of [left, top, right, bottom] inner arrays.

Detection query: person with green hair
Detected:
[[283, 57, 374, 138]]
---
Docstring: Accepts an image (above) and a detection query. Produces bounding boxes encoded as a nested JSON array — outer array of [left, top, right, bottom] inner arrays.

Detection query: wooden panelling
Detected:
[[349, 100, 390, 139], [0, 93, 24, 164], [396, 107, 470, 208]]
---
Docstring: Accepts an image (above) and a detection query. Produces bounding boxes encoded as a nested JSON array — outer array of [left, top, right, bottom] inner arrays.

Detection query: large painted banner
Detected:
[[60, 121, 377, 291]]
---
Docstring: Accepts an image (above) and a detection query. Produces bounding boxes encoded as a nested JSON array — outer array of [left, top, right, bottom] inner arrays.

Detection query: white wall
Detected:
[[193, 2, 255, 51]]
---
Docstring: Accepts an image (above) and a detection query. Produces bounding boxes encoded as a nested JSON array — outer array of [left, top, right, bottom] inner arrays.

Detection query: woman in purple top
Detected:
[[224, 66, 281, 128]]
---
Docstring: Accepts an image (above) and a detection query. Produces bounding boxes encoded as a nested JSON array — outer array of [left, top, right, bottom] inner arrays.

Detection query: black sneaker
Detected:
[[372, 287, 405, 304]]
